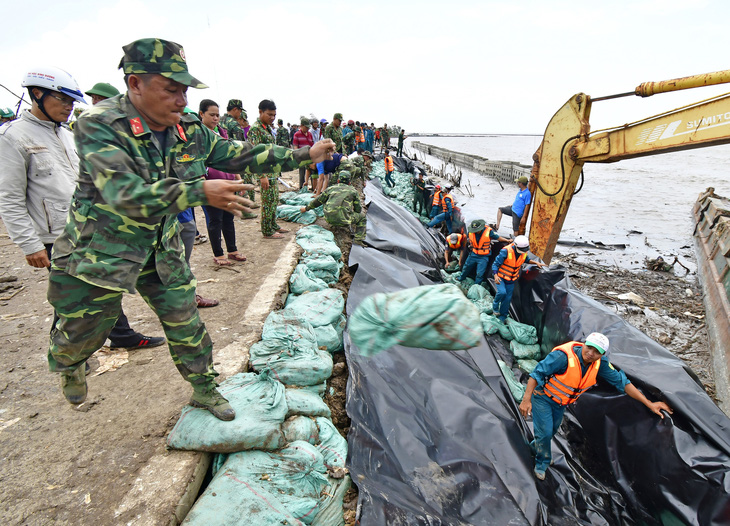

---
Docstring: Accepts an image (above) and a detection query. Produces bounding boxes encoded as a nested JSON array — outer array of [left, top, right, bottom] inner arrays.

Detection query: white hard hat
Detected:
[[585, 332, 609, 355], [514, 235, 529, 249], [22, 66, 86, 104]]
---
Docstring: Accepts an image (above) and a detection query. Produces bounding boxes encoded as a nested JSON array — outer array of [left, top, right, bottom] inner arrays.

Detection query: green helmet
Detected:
[[118, 38, 207, 89], [338, 170, 351, 183], [85, 82, 120, 99], [0, 107, 14, 118]]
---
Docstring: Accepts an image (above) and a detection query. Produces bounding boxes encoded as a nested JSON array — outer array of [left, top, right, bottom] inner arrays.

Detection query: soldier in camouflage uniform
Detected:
[[247, 99, 288, 239], [412, 170, 427, 215], [276, 118, 290, 147], [342, 120, 355, 155], [380, 123, 390, 153], [324, 112, 344, 154], [300, 170, 366, 244], [219, 99, 257, 210], [219, 98, 246, 141], [47, 38, 335, 420]]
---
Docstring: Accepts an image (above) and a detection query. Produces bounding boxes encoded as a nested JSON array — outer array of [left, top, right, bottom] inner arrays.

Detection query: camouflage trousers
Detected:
[[47, 264, 217, 388], [242, 173, 256, 202], [327, 211, 367, 242], [260, 177, 281, 237]]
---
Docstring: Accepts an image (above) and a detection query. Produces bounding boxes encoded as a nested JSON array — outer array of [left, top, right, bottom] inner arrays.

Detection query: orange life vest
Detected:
[[468, 228, 493, 256], [384, 156, 394, 172], [357, 130, 365, 143], [496, 244, 528, 282], [447, 233, 465, 249], [542, 342, 601, 406], [441, 193, 454, 213], [432, 189, 442, 206]]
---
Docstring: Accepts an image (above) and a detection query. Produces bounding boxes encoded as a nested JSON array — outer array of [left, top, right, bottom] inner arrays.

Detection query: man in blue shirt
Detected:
[[519, 332, 673, 480], [315, 152, 345, 195], [496, 175, 531, 234]]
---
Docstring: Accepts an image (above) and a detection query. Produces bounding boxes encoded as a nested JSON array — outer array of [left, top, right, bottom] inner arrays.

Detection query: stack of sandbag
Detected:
[[170, 224, 351, 525]]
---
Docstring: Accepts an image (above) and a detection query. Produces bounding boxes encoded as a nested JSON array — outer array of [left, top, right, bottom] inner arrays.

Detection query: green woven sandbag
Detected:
[[349, 283, 482, 357], [250, 338, 333, 387], [183, 441, 329, 526], [290, 263, 329, 294], [517, 359, 539, 374], [444, 260, 460, 273], [510, 340, 541, 361], [167, 372, 287, 453], [261, 310, 319, 350], [506, 318, 538, 345], [297, 224, 335, 242], [467, 284, 494, 315], [301, 253, 342, 284], [277, 205, 317, 225], [285, 387, 331, 418], [480, 313, 513, 339], [314, 417, 348, 470], [284, 289, 345, 328], [282, 415, 320, 445], [497, 359, 526, 402]]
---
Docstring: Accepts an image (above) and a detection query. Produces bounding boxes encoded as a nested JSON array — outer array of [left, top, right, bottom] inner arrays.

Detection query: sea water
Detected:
[[404, 135, 730, 274]]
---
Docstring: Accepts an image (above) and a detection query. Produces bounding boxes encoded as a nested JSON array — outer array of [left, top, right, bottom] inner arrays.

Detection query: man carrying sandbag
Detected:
[[519, 332, 673, 480], [300, 170, 366, 245]]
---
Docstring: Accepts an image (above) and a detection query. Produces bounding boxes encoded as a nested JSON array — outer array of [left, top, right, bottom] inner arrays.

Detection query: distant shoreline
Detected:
[[410, 133, 542, 138]]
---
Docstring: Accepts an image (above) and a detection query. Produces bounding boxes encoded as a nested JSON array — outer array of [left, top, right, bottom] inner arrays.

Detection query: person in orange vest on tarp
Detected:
[[429, 184, 443, 219], [519, 333, 673, 481], [427, 184, 456, 233], [444, 232, 467, 271], [384, 149, 395, 187], [457, 219, 510, 284], [492, 235, 547, 322]]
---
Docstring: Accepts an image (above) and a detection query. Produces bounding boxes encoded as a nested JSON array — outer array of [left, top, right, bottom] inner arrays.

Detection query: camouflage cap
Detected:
[[228, 99, 243, 109], [85, 82, 120, 98], [333, 112, 343, 120], [362, 150, 373, 158], [338, 170, 351, 182], [118, 38, 208, 89], [468, 219, 486, 233]]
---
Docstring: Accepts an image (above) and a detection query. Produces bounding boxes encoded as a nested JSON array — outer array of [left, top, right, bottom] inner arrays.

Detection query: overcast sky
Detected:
[[3, 0, 730, 134]]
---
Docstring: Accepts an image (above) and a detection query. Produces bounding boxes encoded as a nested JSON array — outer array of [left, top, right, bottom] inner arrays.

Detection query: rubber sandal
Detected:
[[276, 229, 290, 234], [213, 256, 232, 266], [227, 252, 247, 262], [263, 233, 285, 239]]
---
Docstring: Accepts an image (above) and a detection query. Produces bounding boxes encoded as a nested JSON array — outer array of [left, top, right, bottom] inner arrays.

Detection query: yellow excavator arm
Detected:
[[527, 70, 730, 262]]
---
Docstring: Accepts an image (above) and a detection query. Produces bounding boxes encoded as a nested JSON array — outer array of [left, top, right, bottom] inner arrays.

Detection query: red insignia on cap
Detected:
[[176, 124, 187, 142], [129, 117, 144, 136]]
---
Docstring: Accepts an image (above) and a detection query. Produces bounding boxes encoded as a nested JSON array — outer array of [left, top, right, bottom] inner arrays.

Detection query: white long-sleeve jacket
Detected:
[[0, 110, 78, 255]]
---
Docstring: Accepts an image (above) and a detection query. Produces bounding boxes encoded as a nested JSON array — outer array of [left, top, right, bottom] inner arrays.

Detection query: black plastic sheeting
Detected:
[[344, 179, 730, 525]]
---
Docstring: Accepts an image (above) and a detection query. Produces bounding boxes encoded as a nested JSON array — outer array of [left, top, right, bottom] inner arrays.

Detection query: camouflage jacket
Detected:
[[52, 95, 310, 292], [247, 118, 277, 179], [276, 125, 290, 147], [323, 123, 343, 153], [305, 183, 361, 225], [381, 127, 390, 143], [219, 113, 246, 141], [342, 129, 355, 151]]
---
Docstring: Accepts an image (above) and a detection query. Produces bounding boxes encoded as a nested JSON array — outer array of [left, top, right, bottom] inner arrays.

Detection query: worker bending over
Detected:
[[520, 332, 673, 480], [444, 232, 467, 271], [457, 219, 510, 285], [492, 235, 546, 323]]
